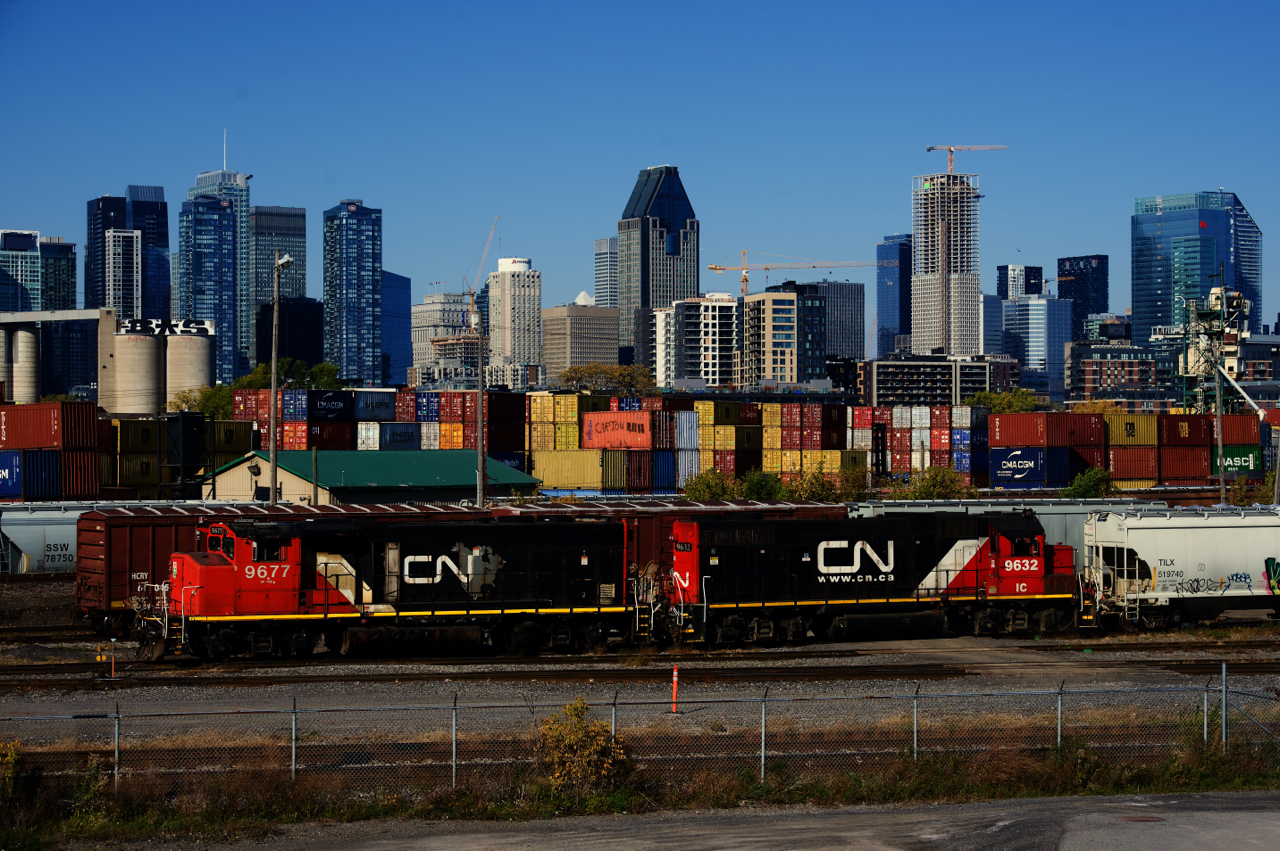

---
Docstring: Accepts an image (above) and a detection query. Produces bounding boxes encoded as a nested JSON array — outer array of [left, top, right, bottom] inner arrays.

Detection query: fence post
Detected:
[[1221, 661, 1228, 747], [611, 691, 618, 742], [451, 693, 458, 789], [759, 688, 768, 782], [113, 701, 120, 794], [291, 698, 297, 781], [1056, 682, 1063, 746], [912, 684, 920, 761]]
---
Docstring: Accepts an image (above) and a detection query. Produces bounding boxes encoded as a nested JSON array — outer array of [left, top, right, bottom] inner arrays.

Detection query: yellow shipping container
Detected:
[[781, 449, 802, 472], [802, 450, 825, 472], [530, 450, 604, 490], [209, 420, 253, 453], [698, 449, 715, 472], [824, 450, 843, 472], [530, 423, 556, 451], [528, 393, 556, 423], [714, 425, 736, 450], [762, 449, 782, 472], [554, 394, 579, 423], [694, 400, 715, 426], [698, 426, 715, 450], [761, 403, 782, 428], [763, 426, 782, 449], [116, 419, 162, 453], [1104, 413, 1158, 446], [555, 422, 580, 450], [440, 422, 464, 449], [119, 453, 160, 487], [1113, 479, 1157, 490], [99, 452, 118, 487]]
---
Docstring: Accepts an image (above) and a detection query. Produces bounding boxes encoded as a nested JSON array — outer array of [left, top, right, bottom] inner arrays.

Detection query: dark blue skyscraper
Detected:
[[178, 195, 239, 384], [85, 195, 127, 310], [38, 237, 76, 311], [1131, 191, 1262, 341], [323, 199, 383, 386], [125, 186, 170, 319], [1057, 255, 1109, 341], [381, 271, 411, 385], [875, 233, 911, 357]]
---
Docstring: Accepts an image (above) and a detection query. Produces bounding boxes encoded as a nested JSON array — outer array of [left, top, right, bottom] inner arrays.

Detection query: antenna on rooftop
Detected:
[[223, 129, 227, 170]]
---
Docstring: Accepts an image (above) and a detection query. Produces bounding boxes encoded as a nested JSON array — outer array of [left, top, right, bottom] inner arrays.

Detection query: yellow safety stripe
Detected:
[[189, 606, 630, 622]]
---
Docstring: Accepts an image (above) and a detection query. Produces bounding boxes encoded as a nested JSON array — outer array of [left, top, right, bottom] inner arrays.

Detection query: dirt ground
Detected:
[[0, 578, 77, 627]]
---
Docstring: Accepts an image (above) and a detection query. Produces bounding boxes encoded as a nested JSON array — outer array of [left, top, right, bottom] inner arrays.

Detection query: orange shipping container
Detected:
[[581, 412, 652, 449]]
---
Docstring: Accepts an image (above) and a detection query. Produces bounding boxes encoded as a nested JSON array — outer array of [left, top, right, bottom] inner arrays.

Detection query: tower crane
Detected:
[[925, 145, 1007, 174], [708, 250, 898, 297]]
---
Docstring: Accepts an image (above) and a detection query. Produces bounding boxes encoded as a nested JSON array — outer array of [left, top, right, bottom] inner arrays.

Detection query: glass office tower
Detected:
[[85, 195, 127, 310], [187, 170, 251, 365], [1057, 255, 1108, 341], [1131, 191, 1262, 341], [248, 206, 306, 366], [995, 265, 1042, 300], [178, 195, 239, 384], [125, 186, 170, 319], [594, 237, 618, 308], [875, 233, 911, 357], [38, 237, 76, 311], [1002, 294, 1071, 400], [323, 199, 383, 386], [0, 231, 42, 311], [381, 270, 412, 386]]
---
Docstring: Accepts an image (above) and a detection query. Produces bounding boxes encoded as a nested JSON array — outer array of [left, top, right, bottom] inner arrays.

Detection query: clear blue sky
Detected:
[[2, 0, 1277, 343]]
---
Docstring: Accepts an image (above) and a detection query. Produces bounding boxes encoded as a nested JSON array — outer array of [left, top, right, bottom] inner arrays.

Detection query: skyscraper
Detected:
[[381, 270, 412, 385], [995, 264, 1042, 300], [125, 185, 170, 319], [85, 195, 126, 310], [486, 258, 542, 367], [38, 237, 76, 311], [103, 228, 143, 318], [594, 237, 618, 308], [542, 302, 619, 385], [981, 294, 1002, 355], [248, 206, 306, 365], [806, 279, 865, 359], [412, 292, 469, 369], [0, 231, 41, 311], [617, 165, 699, 366], [1131, 191, 1262, 342], [651, 293, 737, 388], [177, 195, 239, 384], [323, 199, 383, 386], [911, 172, 981, 355], [1002, 294, 1071, 400], [186, 170, 251, 363], [1057, 254, 1109, 341], [876, 233, 911, 357]]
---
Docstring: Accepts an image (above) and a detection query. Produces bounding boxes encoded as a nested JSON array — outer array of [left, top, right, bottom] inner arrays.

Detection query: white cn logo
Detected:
[[817, 540, 894, 574]]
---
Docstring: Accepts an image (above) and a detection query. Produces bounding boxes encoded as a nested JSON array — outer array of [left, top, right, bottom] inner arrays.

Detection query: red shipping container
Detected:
[[1158, 414, 1213, 446], [820, 428, 845, 450], [307, 422, 355, 450], [1264, 409, 1280, 426], [801, 427, 823, 450], [395, 390, 416, 422], [972, 472, 990, 489], [626, 450, 653, 493], [463, 423, 478, 450], [440, 392, 465, 422], [97, 419, 113, 452], [581, 412, 654, 450], [651, 411, 676, 450], [852, 407, 873, 428], [929, 451, 949, 468], [61, 449, 101, 500], [989, 413, 1103, 447], [713, 449, 736, 476], [956, 472, 972, 487], [610, 397, 620, 412], [781, 427, 802, 450], [891, 450, 912, 472], [1159, 446, 1210, 479], [890, 428, 912, 452], [930, 406, 950, 428], [801, 404, 822, 428], [0, 402, 98, 451], [1213, 414, 1261, 446], [781, 404, 803, 427], [872, 407, 893, 426], [1109, 446, 1158, 479], [1072, 445, 1106, 471], [739, 402, 759, 425], [930, 428, 950, 452]]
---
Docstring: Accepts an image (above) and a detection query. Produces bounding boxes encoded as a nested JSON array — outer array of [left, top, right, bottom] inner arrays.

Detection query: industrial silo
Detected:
[[11, 327, 39, 404], [165, 334, 214, 404], [114, 335, 164, 414]]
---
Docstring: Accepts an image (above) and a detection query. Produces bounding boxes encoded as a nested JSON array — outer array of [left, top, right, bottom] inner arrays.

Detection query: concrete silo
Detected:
[[113, 334, 164, 414], [165, 334, 214, 405], [11, 327, 39, 404]]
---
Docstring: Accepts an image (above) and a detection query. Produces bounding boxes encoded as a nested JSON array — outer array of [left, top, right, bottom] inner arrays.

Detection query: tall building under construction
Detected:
[[910, 173, 981, 356]]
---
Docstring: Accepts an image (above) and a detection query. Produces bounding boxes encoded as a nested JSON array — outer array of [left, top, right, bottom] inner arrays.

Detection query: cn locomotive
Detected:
[[125, 502, 1086, 660]]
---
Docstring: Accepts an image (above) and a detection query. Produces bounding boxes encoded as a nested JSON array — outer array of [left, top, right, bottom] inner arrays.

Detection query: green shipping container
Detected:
[[1104, 413, 1157, 446], [1211, 445, 1263, 477]]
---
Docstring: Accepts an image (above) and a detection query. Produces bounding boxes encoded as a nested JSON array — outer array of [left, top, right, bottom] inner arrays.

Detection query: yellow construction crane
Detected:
[[925, 144, 1007, 174], [708, 250, 897, 297]]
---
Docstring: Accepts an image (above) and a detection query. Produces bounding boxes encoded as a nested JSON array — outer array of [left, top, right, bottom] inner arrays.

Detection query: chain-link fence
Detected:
[[4, 675, 1280, 794]]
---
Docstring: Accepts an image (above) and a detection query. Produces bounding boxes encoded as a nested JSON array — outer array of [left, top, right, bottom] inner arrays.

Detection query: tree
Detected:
[[556, 363, 656, 396], [1058, 466, 1119, 499], [891, 466, 976, 500], [835, 462, 875, 503], [962, 389, 1040, 414], [232, 359, 343, 390], [1228, 475, 1255, 507], [39, 394, 78, 403], [682, 468, 740, 501], [737, 467, 786, 500], [1070, 399, 1126, 414], [167, 385, 233, 419], [781, 466, 837, 502]]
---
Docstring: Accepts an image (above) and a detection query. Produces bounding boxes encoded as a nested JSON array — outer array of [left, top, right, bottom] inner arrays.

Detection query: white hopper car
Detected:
[[1083, 507, 1280, 627]]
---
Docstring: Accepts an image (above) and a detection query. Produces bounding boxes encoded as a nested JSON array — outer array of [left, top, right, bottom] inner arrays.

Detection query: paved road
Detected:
[[78, 790, 1280, 850]]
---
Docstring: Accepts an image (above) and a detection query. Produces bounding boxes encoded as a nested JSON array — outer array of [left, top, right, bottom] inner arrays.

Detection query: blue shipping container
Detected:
[[952, 450, 971, 473], [618, 397, 643, 412], [952, 451, 991, 474], [355, 390, 398, 422], [971, 429, 989, 450], [653, 450, 677, 490], [990, 447, 1069, 486], [490, 452, 526, 473], [951, 429, 970, 452], [0, 450, 21, 497], [21, 449, 60, 500], [378, 423, 421, 450], [308, 390, 355, 421], [415, 392, 440, 423], [282, 389, 308, 421]]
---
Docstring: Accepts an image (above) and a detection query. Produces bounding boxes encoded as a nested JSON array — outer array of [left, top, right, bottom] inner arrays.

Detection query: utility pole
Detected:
[[269, 250, 294, 507], [1209, 262, 1226, 505], [474, 294, 486, 507]]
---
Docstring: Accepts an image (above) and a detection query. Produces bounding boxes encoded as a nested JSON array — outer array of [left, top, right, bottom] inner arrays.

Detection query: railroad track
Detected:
[[0, 625, 94, 643], [0, 573, 73, 584]]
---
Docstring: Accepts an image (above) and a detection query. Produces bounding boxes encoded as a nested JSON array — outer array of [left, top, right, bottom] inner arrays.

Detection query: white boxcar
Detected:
[[1083, 507, 1280, 623]]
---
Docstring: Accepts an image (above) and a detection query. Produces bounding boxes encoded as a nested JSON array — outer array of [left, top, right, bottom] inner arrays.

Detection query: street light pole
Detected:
[[269, 250, 294, 507]]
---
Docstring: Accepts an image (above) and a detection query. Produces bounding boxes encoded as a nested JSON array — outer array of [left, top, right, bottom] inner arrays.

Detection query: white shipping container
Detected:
[[676, 449, 701, 488], [911, 406, 932, 428], [419, 422, 440, 450], [357, 422, 380, 451], [852, 428, 873, 451], [892, 406, 912, 428], [675, 410, 700, 450], [910, 428, 931, 450], [951, 405, 991, 429], [910, 448, 930, 470]]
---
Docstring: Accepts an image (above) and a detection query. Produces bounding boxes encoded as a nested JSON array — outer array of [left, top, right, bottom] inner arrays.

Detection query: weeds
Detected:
[[536, 698, 627, 793]]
